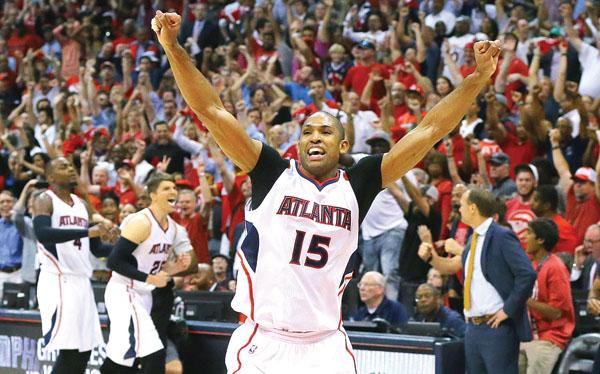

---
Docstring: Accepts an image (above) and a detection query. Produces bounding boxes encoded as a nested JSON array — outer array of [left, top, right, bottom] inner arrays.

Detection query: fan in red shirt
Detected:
[[493, 33, 529, 109], [424, 151, 453, 240], [172, 187, 211, 264], [505, 164, 538, 248], [343, 40, 389, 101], [563, 167, 600, 245], [531, 185, 578, 254], [390, 84, 427, 142], [522, 218, 574, 372]]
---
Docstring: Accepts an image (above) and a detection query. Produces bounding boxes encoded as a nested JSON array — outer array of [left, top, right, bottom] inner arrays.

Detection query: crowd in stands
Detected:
[[1, 0, 600, 371]]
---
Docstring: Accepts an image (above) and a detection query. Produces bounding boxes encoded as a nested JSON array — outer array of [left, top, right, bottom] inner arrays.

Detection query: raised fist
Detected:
[[474, 40, 502, 78], [152, 10, 182, 48]]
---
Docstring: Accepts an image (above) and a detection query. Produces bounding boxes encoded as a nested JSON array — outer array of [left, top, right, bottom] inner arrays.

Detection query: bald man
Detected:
[[352, 271, 408, 327]]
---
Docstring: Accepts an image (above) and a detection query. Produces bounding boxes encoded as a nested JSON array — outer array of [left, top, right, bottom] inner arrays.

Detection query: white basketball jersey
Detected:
[[110, 208, 176, 292], [37, 190, 92, 278], [232, 160, 360, 333]]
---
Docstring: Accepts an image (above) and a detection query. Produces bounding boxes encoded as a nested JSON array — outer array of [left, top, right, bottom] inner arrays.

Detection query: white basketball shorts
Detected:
[[225, 321, 357, 374], [104, 281, 163, 367], [37, 271, 103, 352]]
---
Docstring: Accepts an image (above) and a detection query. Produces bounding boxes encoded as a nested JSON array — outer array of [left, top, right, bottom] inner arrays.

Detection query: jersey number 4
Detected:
[[74, 239, 82, 250], [289, 230, 330, 269]]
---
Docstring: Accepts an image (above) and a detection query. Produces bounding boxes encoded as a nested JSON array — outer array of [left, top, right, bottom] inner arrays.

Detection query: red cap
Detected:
[[407, 84, 424, 98]]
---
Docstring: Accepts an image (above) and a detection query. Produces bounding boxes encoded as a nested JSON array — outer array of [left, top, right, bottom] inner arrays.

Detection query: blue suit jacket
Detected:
[[461, 222, 536, 342]]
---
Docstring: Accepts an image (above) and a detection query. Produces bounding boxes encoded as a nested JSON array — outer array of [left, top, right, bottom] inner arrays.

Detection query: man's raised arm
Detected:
[[380, 41, 501, 186], [152, 11, 261, 172]]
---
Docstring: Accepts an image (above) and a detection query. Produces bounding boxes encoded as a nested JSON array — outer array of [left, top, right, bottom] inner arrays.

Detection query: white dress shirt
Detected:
[[464, 217, 505, 318]]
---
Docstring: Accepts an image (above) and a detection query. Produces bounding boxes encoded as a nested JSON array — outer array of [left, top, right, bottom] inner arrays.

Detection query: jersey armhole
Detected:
[[248, 143, 289, 210], [346, 154, 384, 224]]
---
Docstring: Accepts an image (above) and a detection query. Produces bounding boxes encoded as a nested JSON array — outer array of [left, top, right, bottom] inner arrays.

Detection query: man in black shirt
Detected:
[[144, 121, 190, 174]]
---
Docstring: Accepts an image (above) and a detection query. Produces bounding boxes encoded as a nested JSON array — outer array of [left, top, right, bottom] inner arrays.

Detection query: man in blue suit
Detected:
[[419, 187, 536, 373]]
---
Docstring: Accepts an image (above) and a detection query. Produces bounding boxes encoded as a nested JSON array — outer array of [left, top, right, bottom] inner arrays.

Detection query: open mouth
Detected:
[[167, 198, 177, 207], [307, 147, 325, 161]]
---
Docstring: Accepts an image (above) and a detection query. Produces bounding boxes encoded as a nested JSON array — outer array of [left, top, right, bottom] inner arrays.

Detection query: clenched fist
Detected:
[[152, 10, 181, 47], [474, 40, 502, 78]]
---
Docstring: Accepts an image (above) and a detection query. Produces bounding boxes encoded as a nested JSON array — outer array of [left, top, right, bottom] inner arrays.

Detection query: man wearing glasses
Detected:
[[352, 271, 408, 328], [571, 224, 600, 292], [413, 283, 466, 338]]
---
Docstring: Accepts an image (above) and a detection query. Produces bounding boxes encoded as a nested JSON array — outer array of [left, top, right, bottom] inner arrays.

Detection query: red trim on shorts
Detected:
[[233, 324, 259, 374], [237, 251, 255, 321], [127, 287, 141, 354], [338, 316, 357, 374]]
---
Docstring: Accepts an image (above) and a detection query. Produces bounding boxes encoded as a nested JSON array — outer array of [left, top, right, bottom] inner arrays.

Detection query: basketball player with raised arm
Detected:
[[153, 10, 502, 373], [33, 157, 114, 374], [100, 172, 191, 373]]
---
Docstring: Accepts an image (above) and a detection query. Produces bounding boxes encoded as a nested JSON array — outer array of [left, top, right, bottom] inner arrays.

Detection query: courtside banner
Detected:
[[0, 312, 108, 373]]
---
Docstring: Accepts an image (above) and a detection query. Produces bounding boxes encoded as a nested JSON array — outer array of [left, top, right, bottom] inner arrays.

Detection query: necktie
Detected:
[[464, 232, 479, 311]]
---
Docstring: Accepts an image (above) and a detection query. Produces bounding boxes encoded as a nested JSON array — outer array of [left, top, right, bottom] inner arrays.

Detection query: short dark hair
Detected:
[[535, 185, 558, 212], [528, 218, 559, 252], [303, 111, 346, 140], [466, 188, 497, 218], [154, 120, 168, 129], [146, 172, 175, 194]]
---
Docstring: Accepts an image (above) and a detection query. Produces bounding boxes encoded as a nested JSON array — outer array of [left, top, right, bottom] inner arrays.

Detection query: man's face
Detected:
[[177, 192, 196, 216], [164, 101, 177, 119], [524, 227, 541, 255], [531, 191, 545, 216], [0, 194, 13, 218], [573, 180, 594, 202], [48, 158, 78, 188], [348, 92, 360, 113], [415, 286, 438, 315], [248, 110, 261, 125], [268, 125, 287, 147], [358, 274, 383, 304], [584, 227, 600, 260], [309, 81, 326, 100], [464, 47, 475, 64], [92, 169, 109, 186], [427, 269, 444, 288], [369, 139, 390, 155], [446, 186, 459, 210], [516, 171, 536, 197], [459, 191, 473, 226], [489, 163, 508, 179], [97, 93, 109, 108], [150, 181, 178, 214], [155, 124, 171, 145], [361, 47, 375, 60], [192, 3, 207, 19], [212, 257, 228, 275], [432, 0, 444, 13], [367, 14, 381, 31], [298, 114, 348, 178]]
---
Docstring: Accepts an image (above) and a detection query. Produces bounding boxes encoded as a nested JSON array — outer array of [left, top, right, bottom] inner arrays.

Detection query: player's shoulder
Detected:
[[33, 190, 54, 215], [121, 211, 152, 244]]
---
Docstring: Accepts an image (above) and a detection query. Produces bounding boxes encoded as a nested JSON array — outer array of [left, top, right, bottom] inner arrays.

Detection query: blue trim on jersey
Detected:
[[294, 160, 340, 191], [43, 308, 57, 346], [124, 317, 136, 359], [339, 251, 359, 287], [240, 221, 260, 272]]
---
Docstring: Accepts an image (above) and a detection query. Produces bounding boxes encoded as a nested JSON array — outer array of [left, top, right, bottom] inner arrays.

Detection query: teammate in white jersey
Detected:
[[33, 157, 113, 374], [153, 9, 501, 373], [101, 172, 191, 373]]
